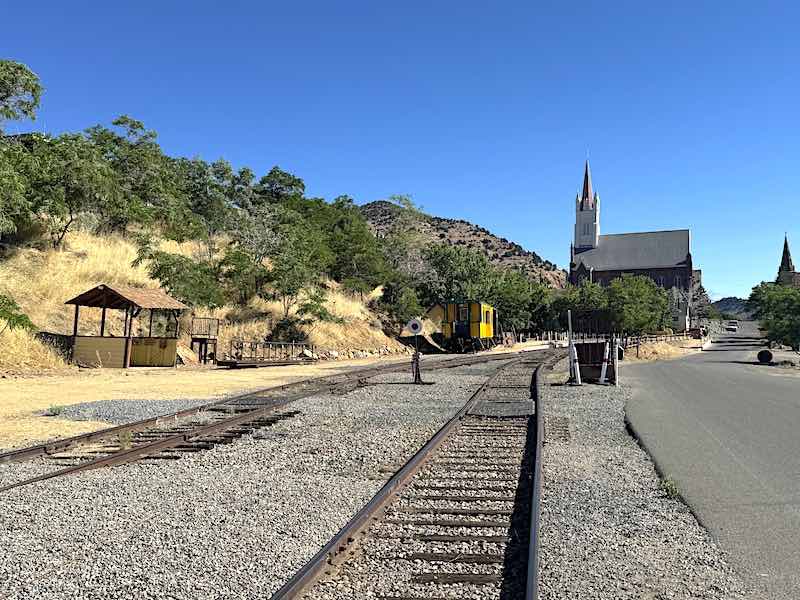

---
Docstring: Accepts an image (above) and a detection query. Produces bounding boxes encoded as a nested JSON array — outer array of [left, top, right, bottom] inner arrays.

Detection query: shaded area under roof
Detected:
[[65, 284, 188, 311], [574, 230, 690, 271]]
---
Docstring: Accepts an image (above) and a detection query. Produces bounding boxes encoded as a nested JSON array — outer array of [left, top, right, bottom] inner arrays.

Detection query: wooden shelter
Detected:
[[66, 284, 188, 368]]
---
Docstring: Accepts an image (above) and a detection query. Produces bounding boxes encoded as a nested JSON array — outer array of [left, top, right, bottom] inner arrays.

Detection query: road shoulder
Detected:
[[538, 371, 747, 599]]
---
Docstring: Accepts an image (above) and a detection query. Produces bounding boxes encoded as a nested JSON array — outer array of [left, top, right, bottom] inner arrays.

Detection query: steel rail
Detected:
[[269, 352, 562, 600], [525, 363, 546, 600], [0, 397, 299, 493], [0, 351, 523, 466]]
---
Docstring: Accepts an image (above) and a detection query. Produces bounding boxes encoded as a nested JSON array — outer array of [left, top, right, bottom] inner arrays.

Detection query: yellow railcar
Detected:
[[439, 301, 497, 351]]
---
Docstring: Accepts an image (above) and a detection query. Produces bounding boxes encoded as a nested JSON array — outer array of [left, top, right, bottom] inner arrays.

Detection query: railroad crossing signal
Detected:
[[406, 318, 429, 385], [406, 318, 423, 335]]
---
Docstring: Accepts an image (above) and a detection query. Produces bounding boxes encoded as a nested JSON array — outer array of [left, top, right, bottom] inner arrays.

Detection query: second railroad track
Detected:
[[271, 351, 559, 600], [0, 351, 545, 493]]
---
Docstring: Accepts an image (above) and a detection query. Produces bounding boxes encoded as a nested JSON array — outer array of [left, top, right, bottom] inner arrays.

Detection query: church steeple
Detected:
[[574, 160, 600, 250], [580, 160, 594, 210], [780, 235, 795, 273]]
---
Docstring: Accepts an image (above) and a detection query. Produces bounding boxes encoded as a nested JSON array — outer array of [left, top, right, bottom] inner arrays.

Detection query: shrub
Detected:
[[268, 317, 309, 343], [660, 477, 680, 500]]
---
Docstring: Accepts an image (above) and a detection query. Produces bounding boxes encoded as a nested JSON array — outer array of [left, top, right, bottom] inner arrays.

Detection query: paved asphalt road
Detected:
[[625, 324, 800, 599]]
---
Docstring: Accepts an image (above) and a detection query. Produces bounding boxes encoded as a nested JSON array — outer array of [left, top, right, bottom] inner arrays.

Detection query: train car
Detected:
[[439, 301, 498, 352]]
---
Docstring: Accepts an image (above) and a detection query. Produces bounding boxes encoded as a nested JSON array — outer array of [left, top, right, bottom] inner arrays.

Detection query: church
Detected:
[[776, 235, 800, 287], [568, 161, 698, 328]]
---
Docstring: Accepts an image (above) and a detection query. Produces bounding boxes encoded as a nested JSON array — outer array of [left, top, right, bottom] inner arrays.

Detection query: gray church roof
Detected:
[[574, 229, 690, 271]]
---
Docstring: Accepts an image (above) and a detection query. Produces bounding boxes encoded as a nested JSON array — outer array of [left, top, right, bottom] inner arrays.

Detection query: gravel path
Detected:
[[0, 363, 506, 600], [538, 375, 750, 599], [53, 398, 213, 424]]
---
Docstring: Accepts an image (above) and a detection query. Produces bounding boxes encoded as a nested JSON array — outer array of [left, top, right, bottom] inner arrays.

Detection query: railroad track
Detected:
[[272, 351, 559, 600], [0, 350, 544, 493]]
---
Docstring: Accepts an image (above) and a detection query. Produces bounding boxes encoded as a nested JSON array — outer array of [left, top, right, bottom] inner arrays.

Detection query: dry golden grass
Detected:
[[624, 338, 703, 362], [0, 328, 68, 374], [0, 230, 204, 371], [1, 230, 406, 371], [0, 230, 152, 333]]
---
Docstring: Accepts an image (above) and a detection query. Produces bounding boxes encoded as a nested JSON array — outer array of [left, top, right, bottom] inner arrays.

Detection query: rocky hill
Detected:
[[360, 201, 566, 287], [712, 297, 754, 319]]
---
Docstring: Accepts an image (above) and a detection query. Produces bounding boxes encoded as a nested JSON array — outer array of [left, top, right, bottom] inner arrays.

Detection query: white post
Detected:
[[613, 336, 620, 387], [568, 310, 582, 385], [598, 341, 609, 384], [567, 309, 574, 381], [571, 339, 582, 385]]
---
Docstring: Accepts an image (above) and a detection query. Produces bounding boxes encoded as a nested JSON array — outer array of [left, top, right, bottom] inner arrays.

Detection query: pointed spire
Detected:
[[580, 160, 594, 210], [780, 234, 795, 273]]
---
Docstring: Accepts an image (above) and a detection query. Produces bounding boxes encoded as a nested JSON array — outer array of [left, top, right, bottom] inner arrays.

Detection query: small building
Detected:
[[66, 284, 188, 368]]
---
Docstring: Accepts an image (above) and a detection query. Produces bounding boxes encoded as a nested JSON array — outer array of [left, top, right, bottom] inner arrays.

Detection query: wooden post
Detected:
[[100, 306, 107, 337], [72, 305, 80, 336], [149, 310, 153, 337], [122, 306, 131, 368]]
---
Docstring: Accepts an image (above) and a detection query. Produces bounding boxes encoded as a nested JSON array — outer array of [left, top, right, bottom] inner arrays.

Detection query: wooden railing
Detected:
[[619, 332, 689, 349], [227, 339, 315, 362]]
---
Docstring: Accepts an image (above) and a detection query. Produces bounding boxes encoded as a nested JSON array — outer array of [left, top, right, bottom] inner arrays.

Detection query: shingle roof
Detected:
[[573, 230, 690, 271], [65, 284, 188, 310]]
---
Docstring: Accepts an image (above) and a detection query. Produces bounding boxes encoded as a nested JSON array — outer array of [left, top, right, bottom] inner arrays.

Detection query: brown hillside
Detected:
[[360, 201, 566, 287]]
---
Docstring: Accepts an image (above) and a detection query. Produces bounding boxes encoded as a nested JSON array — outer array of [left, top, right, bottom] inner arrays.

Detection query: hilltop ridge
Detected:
[[360, 201, 566, 288]]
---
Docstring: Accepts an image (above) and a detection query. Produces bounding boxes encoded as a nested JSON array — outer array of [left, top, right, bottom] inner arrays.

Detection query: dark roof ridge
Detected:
[[600, 228, 689, 237]]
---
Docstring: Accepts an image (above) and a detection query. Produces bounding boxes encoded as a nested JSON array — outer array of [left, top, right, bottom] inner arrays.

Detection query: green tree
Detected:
[[218, 247, 270, 306], [0, 137, 37, 236], [327, 195, 387, 297], [230, 203, 281, 265], [488, 269, 547, 331], [380, 194, 429, 279], [86, 116, 176, 233], [549, 280, 608, 329], [706, 305, 723, 322], [748, 282, 800, 350], [607, 274, 669, 333], [134, 238, 225, 308], [379, 280, 423, 324], [420, 244, 493, 306], [263, 210, 329, 318], [0, 293, 34, 334], [576, 280, 608, 310], [254, 166, 306, 206], [31, 134, 118, 247], [173, 157, 233, 256], [0, 60, 43, 132]]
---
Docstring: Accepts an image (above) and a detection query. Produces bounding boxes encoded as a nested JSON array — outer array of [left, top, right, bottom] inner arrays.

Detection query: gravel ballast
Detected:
[[53, 398, 213, 424], [539, 375, 749, 599], [0, 363, 507, 600]]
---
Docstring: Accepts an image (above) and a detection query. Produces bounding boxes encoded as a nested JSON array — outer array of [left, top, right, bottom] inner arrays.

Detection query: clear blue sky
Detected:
[[3, 1, 798, 299]]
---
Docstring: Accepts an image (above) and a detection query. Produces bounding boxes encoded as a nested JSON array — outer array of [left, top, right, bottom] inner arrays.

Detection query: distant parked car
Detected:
[[725, 321, 738, 332]]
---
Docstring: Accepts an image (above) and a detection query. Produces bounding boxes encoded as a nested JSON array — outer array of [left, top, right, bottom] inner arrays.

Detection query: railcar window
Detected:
[[484, 310, 490, 323], [458, 305, 468, 321]]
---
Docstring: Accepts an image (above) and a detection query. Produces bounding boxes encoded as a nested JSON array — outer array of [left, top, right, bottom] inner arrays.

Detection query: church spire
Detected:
[[574, 159, 600, 250], [780, 234, 795, 273], [580, 159, 594, 210]]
